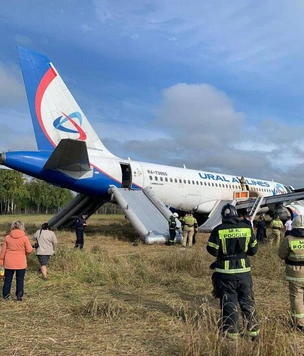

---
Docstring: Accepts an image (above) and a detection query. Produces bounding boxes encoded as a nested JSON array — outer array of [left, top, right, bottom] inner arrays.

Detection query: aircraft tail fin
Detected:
[[17, 46, 117, 157]]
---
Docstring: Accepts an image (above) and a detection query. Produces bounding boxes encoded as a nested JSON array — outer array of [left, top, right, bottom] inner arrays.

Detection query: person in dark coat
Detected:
[[167, 212, 179, 245], [74, 214, 88, 249], [207, 204, 259, 340], [256, 214, 267, 243]]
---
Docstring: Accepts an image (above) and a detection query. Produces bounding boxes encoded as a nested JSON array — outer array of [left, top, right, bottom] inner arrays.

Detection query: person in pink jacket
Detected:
[[0, 220, 33, 301]]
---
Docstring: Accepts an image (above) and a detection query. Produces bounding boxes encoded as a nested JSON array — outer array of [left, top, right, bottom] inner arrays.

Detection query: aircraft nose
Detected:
[[0, 152, 6, 164]]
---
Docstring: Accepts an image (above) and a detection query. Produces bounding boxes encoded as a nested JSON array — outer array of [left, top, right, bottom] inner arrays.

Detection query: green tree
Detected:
[[0, 170, 29, 213], [24, 178, 73, 213]]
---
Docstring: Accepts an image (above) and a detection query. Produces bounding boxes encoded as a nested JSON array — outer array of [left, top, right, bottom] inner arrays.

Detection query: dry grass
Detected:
[[0, 214, 303, 355]]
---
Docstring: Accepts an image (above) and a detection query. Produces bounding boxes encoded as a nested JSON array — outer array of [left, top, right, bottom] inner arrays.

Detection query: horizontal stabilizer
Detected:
[[43, 139, 91, 175]]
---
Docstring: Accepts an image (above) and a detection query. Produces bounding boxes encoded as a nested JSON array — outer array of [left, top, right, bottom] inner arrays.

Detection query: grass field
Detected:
[[0, 214, 303, 355]]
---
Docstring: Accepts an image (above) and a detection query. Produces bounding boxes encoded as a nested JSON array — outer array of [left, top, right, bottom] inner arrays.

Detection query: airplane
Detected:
[[1, 46, 304, 243]]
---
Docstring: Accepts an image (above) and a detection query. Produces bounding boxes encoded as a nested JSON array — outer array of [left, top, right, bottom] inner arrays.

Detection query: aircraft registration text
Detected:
[[147, 170, 168, 176]]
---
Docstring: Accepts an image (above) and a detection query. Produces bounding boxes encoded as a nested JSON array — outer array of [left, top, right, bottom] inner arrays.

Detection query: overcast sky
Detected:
[[1, 1, 304, 187]]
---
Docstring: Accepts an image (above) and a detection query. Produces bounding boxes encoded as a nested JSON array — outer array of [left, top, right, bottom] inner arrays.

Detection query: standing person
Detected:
[[207, 203, 259, 340], [0, 220, 32, 301], [238, 176, 247, 191], [33, 223, 57, 280], [285, 217, 293, 237], [269, 213, 284, 245], [74, 213, 88, 249], [256, 214, 267, 243], [278, 215, 304, 330], [242, 213, 253, 228], [181, 212, 198, 248], [167, 213, 179, 246]]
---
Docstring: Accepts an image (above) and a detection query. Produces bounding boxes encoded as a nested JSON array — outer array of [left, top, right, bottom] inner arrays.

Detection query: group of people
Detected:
[[2, 208, 303, 340], [0, 220, 57, 301], [206, 203, 304, 341], [249, 212, 291, 245], [167, 211, 198, 247], [0, 213, 88, 301]]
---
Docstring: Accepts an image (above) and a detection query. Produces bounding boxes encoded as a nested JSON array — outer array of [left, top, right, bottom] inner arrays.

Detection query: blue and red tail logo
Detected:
[[272, 183, 285, 195], [53, 111, 87, 140]]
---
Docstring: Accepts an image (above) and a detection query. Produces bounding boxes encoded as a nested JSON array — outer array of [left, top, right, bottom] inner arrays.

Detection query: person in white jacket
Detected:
[[33, 223, 57, 280]]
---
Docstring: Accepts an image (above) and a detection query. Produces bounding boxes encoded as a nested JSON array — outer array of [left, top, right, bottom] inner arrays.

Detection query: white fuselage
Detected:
[[90, 153, 289, 214]]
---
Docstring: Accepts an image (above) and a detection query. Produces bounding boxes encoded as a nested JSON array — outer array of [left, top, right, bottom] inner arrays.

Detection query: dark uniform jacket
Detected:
[[168, 216, 177, 230], [207, 218, 258, 277], [76, 216, 87, 231]]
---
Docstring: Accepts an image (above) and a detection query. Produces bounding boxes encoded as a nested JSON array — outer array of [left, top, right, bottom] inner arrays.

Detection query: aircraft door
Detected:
[[120, 164, 132, 189]]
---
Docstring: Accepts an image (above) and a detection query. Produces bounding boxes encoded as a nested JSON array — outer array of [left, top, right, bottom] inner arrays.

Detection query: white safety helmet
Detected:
[[173, 212, 179, 218], [292, 215, 304, 229]]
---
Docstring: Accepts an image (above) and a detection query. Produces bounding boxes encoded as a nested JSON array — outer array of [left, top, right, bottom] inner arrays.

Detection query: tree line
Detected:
[[0, 169, 122, 215]]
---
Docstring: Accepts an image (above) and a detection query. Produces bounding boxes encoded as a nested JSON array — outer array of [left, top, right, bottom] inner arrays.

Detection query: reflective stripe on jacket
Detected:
[[278, 228, 304, 282], [207, 218, 258, 275], [270, 219, 283, 230]]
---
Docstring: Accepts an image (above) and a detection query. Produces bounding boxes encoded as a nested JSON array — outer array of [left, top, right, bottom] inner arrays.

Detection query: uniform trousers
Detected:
[[215, 273, 259, 338], [289, 281, 304, 327], [269, 229, 281, 245], [169, 229, 176, 242], [182, 229, 194, 247], [75, 229, 84, 249]]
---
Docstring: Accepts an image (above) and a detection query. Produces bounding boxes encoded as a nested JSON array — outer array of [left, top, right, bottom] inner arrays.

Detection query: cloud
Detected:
[[13, 34, 32, 47], [81, 24, 93, 33], [101, 81, 304, 187], [0, 110, 36, 152], [0, 62, 24, 106], [2, 0, 304, 189], [157, 83, 244, 136]]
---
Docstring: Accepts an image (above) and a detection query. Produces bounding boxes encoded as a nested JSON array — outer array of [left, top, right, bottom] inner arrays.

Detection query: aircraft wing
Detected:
[[199, 190, 304, 232], [236, 189, 304, 213]]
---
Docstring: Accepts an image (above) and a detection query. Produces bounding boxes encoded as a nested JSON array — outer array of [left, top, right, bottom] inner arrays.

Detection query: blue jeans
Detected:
[[3, 269, 26, 300]]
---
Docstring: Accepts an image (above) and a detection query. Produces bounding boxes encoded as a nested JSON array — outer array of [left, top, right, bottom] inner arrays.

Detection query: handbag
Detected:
[[32, 229, 42, 249], [32, 242, 39, 249]]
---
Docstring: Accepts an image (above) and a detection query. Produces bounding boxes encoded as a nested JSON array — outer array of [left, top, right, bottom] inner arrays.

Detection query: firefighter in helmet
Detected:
[[278, 215, 304, 330], [269, 212, 284, 246], [181, 212, 198, 247], [207, 203, 259, 340], [167, 212, 179, 245]]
